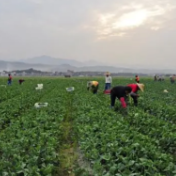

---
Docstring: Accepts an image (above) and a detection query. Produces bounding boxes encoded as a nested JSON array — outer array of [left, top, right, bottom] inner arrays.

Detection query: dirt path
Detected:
[[57, 92, 93, 176]]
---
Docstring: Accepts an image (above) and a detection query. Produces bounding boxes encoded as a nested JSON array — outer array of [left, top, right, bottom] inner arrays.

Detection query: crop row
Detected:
[[0, 79, 77, 175], [75, 84, 176, 176]]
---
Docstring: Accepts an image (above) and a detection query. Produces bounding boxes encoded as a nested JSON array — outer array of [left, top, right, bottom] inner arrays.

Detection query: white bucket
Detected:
[[34, 102, 48, 108], [163, 89, 168, 93], [36, 87, 43, 90], [37, 84, 43, 87], [37, 84, 43, 88], [66, 87, 75, 92]]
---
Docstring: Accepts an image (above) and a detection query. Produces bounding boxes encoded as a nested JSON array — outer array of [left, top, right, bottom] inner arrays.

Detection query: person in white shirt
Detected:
[[105, 72, 112, 90]]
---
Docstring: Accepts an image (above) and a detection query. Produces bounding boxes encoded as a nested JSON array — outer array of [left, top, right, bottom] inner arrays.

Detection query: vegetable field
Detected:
[[0, 77, 176, 176]]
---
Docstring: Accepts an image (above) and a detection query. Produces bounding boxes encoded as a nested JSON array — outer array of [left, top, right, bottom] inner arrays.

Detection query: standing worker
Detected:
[[87, 81, 99, 94], [19, 79, 25, 85], [135, 75, 140, 83], [7, 74, 12, 85], [105, 72, 112, 91], [110, 86, 132, 109], [154, 75, 158, 81], [127, 83, 144, 106]]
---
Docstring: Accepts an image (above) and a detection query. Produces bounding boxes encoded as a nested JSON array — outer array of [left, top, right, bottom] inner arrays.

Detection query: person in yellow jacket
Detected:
[[87, 81, 99, 94]]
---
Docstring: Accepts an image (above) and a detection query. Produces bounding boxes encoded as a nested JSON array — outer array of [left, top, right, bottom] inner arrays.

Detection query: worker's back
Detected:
[[111, 86, 131, 99]]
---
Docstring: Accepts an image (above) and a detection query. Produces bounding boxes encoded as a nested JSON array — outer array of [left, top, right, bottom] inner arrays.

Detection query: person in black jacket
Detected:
[[110, 86, 132, 109]]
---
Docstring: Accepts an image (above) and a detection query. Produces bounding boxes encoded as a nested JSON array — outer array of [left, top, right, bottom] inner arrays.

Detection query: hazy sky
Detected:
[[0, 0, 176, 69]]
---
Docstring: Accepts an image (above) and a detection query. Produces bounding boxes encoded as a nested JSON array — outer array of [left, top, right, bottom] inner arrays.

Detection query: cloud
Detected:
[[0, 0, 176, 69], [85, 0, 176, 39]]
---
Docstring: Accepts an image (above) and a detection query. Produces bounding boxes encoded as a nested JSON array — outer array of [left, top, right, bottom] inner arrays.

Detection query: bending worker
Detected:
[[128, 83, 144, 106], [87, 81, 99, 94], [110, 86, 132, 109], [19, 79, 25, 85]]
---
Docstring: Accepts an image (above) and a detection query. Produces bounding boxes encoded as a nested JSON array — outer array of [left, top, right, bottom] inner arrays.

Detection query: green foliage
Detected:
[[0, 77, 176, 175]]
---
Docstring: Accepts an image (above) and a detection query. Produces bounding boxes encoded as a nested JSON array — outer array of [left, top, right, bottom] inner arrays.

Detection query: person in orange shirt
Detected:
[[135, 75, 140, 83], [87, 81, 99, 94]]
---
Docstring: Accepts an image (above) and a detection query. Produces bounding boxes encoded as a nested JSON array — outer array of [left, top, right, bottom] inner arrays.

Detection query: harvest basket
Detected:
[[34, 102, 48, 108], [66, 87, 75, 92], [104, 90, 111, 95]]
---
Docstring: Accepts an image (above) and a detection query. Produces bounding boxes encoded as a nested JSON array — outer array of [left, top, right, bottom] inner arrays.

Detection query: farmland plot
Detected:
[[0, 77, 176, 176]]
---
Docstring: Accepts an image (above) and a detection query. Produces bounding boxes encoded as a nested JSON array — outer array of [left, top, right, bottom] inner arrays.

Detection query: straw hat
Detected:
[[92, 81, 99, 86], [105, 72, 110, 76], [137, 83, 144, 92]]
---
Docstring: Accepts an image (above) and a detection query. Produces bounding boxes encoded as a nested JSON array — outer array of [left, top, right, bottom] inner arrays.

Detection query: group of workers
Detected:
[[87, 73, 145, 110], [7, 72, 176, 111], [110, 83, 144, 109], [7, 74, 25, 85], [154, 75, 176, 83], [87, 72, 113, 94], [154, 75, 164, 81]]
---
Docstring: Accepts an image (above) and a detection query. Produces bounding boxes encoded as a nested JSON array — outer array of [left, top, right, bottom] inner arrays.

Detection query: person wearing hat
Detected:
[[127, 83, 144, 106], [87, 81, 99, 94], [110, 86, 132, 109], [104, 72, 112, 91]]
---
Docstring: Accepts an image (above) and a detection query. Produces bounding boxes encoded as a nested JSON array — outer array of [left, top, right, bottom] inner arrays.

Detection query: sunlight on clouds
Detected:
[[96, 9, 149, 38], [112, 10, 148, 29], [94, 2, 176, 39]]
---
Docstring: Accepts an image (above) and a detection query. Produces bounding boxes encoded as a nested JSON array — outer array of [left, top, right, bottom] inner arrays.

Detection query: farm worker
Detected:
[[104, 72, 112, 91], [110, 86, 132, 109], [7, 74, 12, 85], [127, 83, 145, 106], [154, 75, 158, 81], [19, 79, 25, 85], [170, 75, 175, 84], [135, 75, 140, 83], [87, 81, 99, 94], [158, 76, 164, 81]]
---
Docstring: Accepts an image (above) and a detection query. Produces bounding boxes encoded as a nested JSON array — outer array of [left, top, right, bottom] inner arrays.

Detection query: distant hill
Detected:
[[20, 55, 106, 67], [20, 55, 83, 67], [0, 60, 52, 71], [0, 59, 176, 74]]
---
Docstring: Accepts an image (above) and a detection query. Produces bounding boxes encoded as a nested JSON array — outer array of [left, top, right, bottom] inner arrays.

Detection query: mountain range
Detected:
[[19, 55, 105, 67], [0, 55, 175, 74]]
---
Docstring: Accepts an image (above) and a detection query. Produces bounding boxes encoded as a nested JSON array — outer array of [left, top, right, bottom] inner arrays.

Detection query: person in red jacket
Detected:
[[7, 74, 12, 85], [127, 83, 144, 106], [110, 86, 132, 109]]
